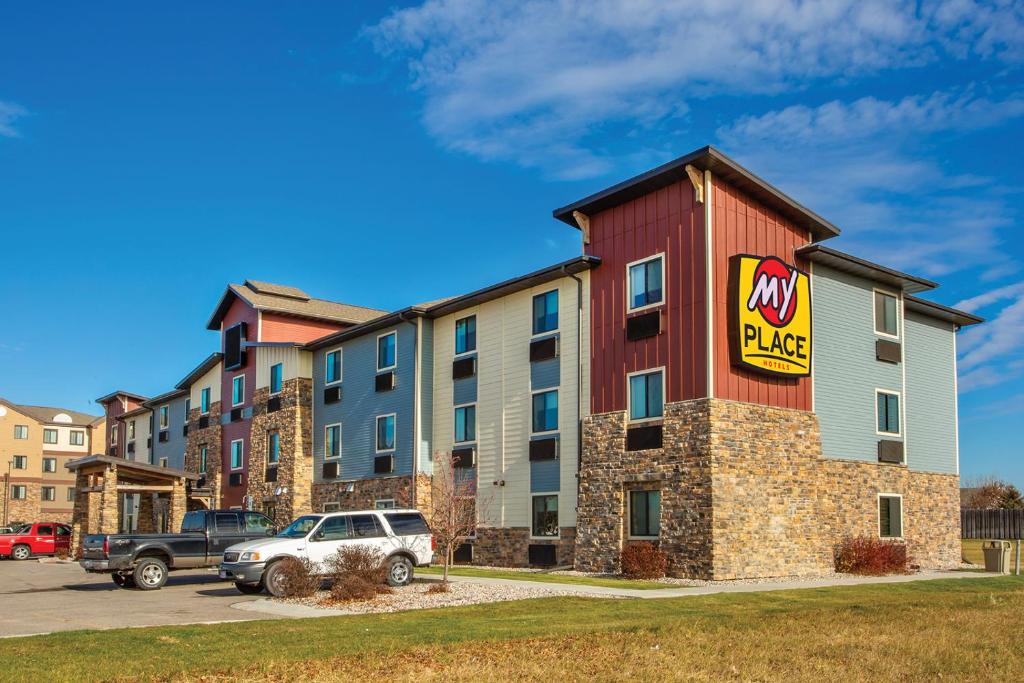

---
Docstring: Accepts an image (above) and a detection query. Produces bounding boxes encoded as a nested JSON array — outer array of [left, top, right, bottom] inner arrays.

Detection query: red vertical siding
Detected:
[[585, 178, 707, 414], [261, 313, 345, 344], [711, 178, 813, 410], [104, 396, 143, 458], [220, 297, 259, 508]]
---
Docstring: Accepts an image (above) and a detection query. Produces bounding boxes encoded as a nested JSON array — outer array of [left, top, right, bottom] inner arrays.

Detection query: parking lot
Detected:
[[0, 559, 277, 638]]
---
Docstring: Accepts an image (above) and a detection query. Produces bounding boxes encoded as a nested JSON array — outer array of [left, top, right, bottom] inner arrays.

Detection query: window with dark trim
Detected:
[[127, 421, 136, 440], [270, 363, 283, 394], [628, 370, 664, 422], [43, 428, 58, 444], [13, 455, 27, 470], [325, 349, 342, 384], [67, 487, 76, 502], [41, 486, 55, 502], [531, 494, 558, 537], [629, 490, 661, 538], [628, 255, 664, 310], [230, 440, 244, 470], [11, 485, 26, 500], [200, 446, 208, 473], [877, 391, 900, 435], [70, 430, 85, 446], [532, 290, 558, 335], [455, 316, 477, 355], [232, 375, 245, 406], [532, 390, 558, 433], [454, 405, 476, 443], [200, 387, 211, 414], [325, 424, 341, 459], [159, 405, 169, 430], [879, 495, 903, 538], [267, 431, 280, 466], [13, 425, 28, 440], [874, 291, 899, 337], [42, 457, 56, 473], [376, 414, 396, 452], [377, 333, 397, 371]]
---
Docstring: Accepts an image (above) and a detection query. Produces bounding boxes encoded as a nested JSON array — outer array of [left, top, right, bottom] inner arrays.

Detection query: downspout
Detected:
[[561, 265, 584, 498]]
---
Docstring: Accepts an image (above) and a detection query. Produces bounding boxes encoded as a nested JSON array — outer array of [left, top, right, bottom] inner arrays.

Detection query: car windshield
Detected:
[[277, 515, 322, 538]]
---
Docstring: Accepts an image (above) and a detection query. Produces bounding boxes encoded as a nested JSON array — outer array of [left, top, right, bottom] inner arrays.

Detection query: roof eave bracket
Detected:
[[685, 164, 705, 204], [572, 211, 591, 245]]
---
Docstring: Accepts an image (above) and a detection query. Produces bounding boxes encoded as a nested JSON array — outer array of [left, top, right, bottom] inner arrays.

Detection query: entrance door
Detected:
[[120, 494, 140, 533]]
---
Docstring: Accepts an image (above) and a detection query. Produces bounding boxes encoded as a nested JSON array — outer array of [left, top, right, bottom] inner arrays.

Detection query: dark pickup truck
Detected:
[[80, 509, 275, 590]]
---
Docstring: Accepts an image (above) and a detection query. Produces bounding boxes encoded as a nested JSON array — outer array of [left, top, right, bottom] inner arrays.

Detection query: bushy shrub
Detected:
[[275, 557, 322, 598], [324, 544, 392, 603], [621, 542, 668, 579], [834, 535, 910, 575], [426, 581, 451, 594]]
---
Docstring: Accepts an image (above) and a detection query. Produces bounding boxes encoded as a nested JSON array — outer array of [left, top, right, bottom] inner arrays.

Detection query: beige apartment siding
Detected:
[[189, 362, 222, 407], [255, 347, 312, 390], [0, 403, 44, 478], [125, 410, 152, 464]]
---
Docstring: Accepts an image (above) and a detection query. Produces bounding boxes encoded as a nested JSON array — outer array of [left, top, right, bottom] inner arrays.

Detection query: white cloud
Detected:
[[0, 101, 27, 138], [954, 281, 1024, 394]]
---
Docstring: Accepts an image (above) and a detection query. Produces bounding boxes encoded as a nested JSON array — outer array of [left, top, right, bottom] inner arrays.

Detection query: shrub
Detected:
[[274, 557, 322, 598], [834, 535, 910, 576], [324, 544, 393, 603], [621, 542, 668, 579], [426, 581, 451, 594]]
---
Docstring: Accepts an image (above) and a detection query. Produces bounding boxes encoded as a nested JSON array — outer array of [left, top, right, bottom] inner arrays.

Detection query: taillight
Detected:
[[431, 536, 436, 551], [103, 538, 109, 557]]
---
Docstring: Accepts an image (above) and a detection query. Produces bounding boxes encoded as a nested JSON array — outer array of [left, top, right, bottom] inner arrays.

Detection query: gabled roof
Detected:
[[143, 389, 189, 408], [120, 405, 152, 420], [0, 398, 102, 427], [795, 244, 938, 294], [553, 145, 841, 241], [94, 390, 148, 406], [174, 352, 223, 390], [905, 295, 984, 328], [206, 280, 388, 331]]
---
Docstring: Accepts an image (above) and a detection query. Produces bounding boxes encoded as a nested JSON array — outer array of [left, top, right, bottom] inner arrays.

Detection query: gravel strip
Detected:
[[276, 580, 603, 615]]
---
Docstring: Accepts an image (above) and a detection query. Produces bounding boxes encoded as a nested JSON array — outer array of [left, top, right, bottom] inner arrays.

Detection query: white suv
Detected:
[[219, 509, 434, 596]]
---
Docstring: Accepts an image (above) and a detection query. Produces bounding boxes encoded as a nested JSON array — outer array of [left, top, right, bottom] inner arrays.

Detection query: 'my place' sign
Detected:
[[728, 254, 812, 378]]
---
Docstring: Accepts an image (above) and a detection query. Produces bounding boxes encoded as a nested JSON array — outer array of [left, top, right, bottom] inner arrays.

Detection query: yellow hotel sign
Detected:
[[728, 254, 812, 378]]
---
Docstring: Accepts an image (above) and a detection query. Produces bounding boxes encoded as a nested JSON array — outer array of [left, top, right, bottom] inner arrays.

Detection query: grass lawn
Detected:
[[417, 564, 673, 589], [1, 576, 1021, 681]]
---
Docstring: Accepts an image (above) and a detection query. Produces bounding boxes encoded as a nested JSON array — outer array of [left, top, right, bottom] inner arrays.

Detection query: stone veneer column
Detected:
[[185, 402, 223, 508], [168, 478, 187, 533], [137, 493, 155, 534], [98, 465, 120, 534], [70, 472, 100, 559]]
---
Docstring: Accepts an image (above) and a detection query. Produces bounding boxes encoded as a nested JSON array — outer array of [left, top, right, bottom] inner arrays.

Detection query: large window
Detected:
[[43, 428, 58, 444], [70, 430, 85, 446], [376, 414, 396, 452], [14, 424, 28, 440], [874, 291, 899, 337], [454, 404, 476, 443], [325, 349, 342, 384], [879, 495, 903, 538], [532, 495, 558, 537], [377, 332, 397, 371], [11, 485, 26, 500], [13, 455, 27, 470], [532, 390, 558, 433], [325, 424, 341, 459], [267, 431, 280, 466], [230, 440, 244, 470], [232, 375, 245, 406], [876, 391, 901, 436], [200, 387, 211, 414], [628, 255, 664, 311], [628, 370, 664, 422], [159, 405, 169, 430], [42, 457, 56, 473], [41, 486, 55, 502], [629, 490, 661, 538], [455, 316, 477, 355], [532, 290, 559, 335], [270, 363, 283, 394]]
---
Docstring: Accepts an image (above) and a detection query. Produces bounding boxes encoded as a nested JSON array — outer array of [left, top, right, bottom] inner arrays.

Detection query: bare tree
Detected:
[[429, 451, 486, 584], [963, 476, 1024, 510]]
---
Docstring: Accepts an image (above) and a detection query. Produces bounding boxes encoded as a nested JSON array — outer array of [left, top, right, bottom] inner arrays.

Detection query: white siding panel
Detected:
[[188, 362, 222, 407]]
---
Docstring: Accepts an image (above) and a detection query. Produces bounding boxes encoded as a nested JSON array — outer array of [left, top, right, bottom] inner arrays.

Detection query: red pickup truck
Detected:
[[0, 522, 72, 560]]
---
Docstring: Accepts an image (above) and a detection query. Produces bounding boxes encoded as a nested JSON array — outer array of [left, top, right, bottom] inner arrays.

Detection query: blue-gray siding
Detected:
[[312, 324, 417, 482], [904, 311, 958, 474], [419, 320, 434, 474], [530, 459, 560, 492], [530, 357, 560, 390], [813, 266, 903, 463], [453, 373, 477, 406], [150, 395, 188, 469]]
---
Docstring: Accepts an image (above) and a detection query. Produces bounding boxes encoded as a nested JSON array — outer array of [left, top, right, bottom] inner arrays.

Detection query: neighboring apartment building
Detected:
[[0, 399, 103, 525]]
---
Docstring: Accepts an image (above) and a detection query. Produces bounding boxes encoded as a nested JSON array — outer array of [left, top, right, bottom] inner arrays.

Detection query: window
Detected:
[[628, 369, 664, 422], [42, 457, 57, 473], [200, 387, 211, 414], [879, 495, 903, 538], [245, 513, 273, 534], [43, 428, 58, 444], [267, 431, 280, 465], [628, 254, 664, 311], [181, 511, 206, 533], [67, 487, 76, 502], [200, 446, 208, 473], [532, 390, 558, 433], [70, 430, 84, 446], [351, 514, 385, 538], [375, 499, 397, 510], [876, 391, 901, 436], [384, 512, 429, 534], [37, 525, 53, 536], [215, 513, 240, 533], [41, 486, 55, 502], [376, 414, 396, 452], [315, 516, 351, 541], [160, 457, 168, 468], [455, 316, 477, 355], [14, 425, 28, 439], [532, 495, 558, 537], [532, 290, 559, 334], [325, 424, 341, 459], [874, 291, 899, 337], [377, 332, 397, 371], [13, 455, 27, 470], [454, 405, 476, 443], [110, 424, 118, 445], [270, 363, 283, 394], [629, 490, 661, 538], [127, 420, 136, 440], [11, 485, 26, 500], [232, 375, 245, 406], [325, 349, 342, 384], [159, 406, 169, 429], [230, 440, 244, 470]]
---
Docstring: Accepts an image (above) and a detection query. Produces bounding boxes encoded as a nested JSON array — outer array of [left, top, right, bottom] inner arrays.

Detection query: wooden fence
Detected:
[[961, 509, 1024, 539]]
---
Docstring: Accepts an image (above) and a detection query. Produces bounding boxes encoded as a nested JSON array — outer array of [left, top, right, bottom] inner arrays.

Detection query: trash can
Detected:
[[982, 540, 1012, 573]]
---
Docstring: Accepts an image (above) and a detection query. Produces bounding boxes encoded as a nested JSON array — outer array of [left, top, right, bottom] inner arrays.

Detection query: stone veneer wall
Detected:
[[247, 379, 314, 528], [577, 398, 961, 580], [7, 482, 43, 524], [471, 526, 576, 567], [184, 402, 222, 509], [312, 475, 420, 513]]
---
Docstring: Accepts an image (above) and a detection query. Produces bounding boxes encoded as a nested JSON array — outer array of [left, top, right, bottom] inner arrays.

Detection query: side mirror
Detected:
[[266, 527, 276, 536]]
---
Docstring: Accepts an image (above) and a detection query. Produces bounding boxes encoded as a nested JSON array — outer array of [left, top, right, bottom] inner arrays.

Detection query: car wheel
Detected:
[[263, 562, 288, 598], [11, 545, 30, 561], [133, 557, 168, 590], [386, 556, 414, 587], [234, 581, 264, 595], [112, 572, 136, 588]]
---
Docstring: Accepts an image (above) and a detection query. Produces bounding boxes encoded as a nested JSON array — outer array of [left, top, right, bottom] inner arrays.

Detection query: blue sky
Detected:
[[1, 2, 1021, 485]]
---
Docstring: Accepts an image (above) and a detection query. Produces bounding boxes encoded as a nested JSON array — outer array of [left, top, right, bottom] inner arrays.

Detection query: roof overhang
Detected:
[[306, 308, 428, 351], [119, 406, 152, 420], [553, 145, 840, 241], [795, 244, 937, 294], [174, 352, 224, 390], [95, 390, 148, 405], [65, 454, 200, 481], [143, 389, 189, 408], [205, 285, 247, 330], [904, 295, 984, 328]]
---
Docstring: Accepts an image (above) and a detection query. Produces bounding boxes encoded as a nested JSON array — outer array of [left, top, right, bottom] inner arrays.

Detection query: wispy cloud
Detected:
[[955, 281, 1024, 392], [0, 101, 27, 138], [366, 0, 1023, 178]]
